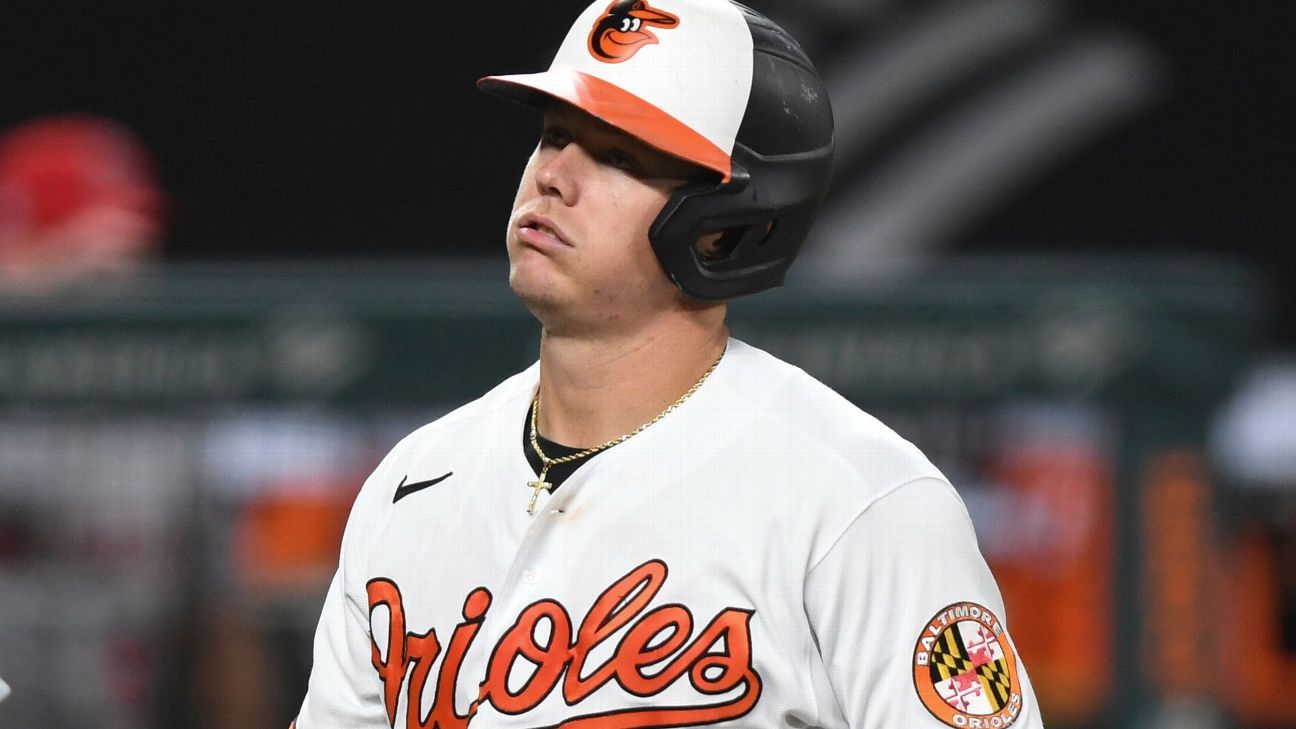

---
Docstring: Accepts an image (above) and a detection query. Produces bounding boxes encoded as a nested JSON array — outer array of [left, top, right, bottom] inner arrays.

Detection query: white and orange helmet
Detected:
[[479, 0, 834, 300]]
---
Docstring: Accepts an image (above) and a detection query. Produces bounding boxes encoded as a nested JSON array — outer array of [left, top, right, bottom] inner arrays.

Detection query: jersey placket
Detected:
[[459, 459, 602, 722]]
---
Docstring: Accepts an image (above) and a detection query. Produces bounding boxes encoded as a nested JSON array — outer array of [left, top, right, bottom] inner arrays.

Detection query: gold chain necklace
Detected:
[[525, 347, 725, 515]]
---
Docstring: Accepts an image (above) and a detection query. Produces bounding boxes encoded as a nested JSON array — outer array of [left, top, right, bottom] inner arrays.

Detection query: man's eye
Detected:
[[606, 150, 636, 172], [541, 128, 570, 148]]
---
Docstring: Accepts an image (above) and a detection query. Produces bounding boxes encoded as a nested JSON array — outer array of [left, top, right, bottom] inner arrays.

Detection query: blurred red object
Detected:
[[985, 438, 1114, 723], [232, 477, 358, 593], [1223, 528, 1296, 726], [0, 114, 164, 289]]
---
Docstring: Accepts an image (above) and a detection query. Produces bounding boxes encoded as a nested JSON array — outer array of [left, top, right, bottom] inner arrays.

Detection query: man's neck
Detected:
[[535, 312, 728, 448]]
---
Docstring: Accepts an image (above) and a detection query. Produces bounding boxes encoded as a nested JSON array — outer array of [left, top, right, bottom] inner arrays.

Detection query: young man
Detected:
[[296, 1, 1044, 727]]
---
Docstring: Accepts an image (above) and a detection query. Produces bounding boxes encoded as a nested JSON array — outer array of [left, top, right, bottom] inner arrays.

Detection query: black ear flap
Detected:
[[649, 139, 829, 301]]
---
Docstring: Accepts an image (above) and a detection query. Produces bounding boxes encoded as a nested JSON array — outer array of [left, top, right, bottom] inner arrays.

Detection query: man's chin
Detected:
[[509, 269, 570, 319]]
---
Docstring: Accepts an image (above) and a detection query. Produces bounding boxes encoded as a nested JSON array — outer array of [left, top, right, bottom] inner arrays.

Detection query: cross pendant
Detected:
[[526, 479, 553, 515]]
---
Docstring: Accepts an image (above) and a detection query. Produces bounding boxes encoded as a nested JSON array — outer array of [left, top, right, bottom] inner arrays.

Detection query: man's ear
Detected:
[[694, 221, 775, 262], [695, 231, 727, 261]]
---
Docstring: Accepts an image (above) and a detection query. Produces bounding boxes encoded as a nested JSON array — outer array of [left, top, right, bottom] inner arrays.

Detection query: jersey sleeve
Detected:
[[295, 469, 390, 728], [804, 477, 1045, 729]]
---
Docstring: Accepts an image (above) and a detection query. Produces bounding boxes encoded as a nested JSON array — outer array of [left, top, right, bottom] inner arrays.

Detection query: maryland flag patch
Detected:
[[913, 603, 1024, 728]]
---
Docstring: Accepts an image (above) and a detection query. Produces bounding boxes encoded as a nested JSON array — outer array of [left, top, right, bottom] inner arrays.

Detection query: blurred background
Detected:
[[0, 1, 1290, 728]]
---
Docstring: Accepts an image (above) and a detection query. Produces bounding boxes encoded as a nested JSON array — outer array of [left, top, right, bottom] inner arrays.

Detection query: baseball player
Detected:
[[296, 1, 1044, 727]]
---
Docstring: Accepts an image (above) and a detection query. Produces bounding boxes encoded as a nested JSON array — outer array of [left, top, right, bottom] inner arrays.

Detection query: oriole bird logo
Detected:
[[587, 0, 680, 63]]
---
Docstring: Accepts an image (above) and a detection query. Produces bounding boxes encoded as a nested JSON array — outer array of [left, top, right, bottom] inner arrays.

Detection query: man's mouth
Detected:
[[527, 222, 561, 239], [518, 214, 570, 247]]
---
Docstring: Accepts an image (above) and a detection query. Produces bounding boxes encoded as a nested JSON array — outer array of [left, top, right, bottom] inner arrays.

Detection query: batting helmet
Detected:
[[478, 0, 834, 300]]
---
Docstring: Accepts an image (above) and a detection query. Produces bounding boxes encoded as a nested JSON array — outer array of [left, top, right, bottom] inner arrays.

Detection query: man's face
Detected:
[[506, 103, 709, 334]]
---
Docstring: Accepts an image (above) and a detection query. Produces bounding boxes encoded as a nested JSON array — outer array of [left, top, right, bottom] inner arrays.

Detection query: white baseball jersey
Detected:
[[297, 339, 1044, 728]]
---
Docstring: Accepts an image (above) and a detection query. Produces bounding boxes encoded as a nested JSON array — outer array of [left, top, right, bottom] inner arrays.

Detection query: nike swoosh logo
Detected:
[[393, 472, 453, 503]]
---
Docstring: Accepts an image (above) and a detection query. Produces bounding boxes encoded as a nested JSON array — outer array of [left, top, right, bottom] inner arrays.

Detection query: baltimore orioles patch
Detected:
[[913, 603, 1024, 728], [587, 0, 679, 63]]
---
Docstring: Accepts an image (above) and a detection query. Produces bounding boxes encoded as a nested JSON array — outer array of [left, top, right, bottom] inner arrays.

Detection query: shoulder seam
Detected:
[[805, 475, 956, 575]]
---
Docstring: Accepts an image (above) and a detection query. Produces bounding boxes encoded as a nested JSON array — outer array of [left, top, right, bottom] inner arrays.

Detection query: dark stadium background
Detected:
[[3, 3, 1289, 338]]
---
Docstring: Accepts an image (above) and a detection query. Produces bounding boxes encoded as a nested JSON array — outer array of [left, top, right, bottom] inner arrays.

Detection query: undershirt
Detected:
[[521, 400, 614, 491]]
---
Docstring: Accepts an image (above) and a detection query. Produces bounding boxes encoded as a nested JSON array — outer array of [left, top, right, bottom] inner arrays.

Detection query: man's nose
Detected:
[[533, 143, 590, 205]]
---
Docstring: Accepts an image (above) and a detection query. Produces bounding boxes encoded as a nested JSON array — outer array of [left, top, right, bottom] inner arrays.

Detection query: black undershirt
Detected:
[[521, 399, 614, 491]]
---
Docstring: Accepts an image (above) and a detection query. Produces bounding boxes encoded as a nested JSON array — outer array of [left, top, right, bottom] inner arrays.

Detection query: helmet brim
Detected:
[[478, 70, 732, 182]]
